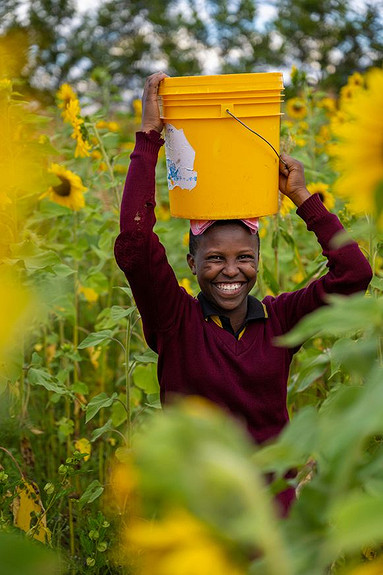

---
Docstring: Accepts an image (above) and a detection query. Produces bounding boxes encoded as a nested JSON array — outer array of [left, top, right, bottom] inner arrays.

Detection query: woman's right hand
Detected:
[[141, 71, 169, 133]]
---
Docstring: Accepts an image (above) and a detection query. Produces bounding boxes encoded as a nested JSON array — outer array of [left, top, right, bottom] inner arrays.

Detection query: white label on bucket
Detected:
[[164, 124, 197, 191]]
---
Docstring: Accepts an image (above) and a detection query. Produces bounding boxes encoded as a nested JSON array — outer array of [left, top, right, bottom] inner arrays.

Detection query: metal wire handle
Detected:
[[225, 109, 288, 170]]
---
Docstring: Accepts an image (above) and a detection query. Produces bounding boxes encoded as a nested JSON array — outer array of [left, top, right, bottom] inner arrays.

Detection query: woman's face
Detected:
[[187, 223, 259, 316]]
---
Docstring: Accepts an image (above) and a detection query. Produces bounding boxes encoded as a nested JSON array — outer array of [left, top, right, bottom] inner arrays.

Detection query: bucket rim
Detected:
[[158, 72, 284, 95]]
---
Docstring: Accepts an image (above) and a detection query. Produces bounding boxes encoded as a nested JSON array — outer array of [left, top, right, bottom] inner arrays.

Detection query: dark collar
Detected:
[[197, 292, 267, 322]]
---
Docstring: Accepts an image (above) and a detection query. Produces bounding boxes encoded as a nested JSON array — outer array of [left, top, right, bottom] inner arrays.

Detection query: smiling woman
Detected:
[[186, 222, 259, 333], [114, 72, 372, 516]]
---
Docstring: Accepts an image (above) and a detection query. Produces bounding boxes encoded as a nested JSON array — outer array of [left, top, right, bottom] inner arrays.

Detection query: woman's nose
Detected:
[[222, 260, 239, 277]]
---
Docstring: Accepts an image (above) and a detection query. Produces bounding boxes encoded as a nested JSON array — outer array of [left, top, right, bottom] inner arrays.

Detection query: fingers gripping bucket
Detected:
[[158, 73, 284, 220]]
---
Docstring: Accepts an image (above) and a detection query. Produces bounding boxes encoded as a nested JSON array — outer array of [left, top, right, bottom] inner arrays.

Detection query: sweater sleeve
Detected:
[[266, 193, 372, 340], [114, 131, 188, 350]]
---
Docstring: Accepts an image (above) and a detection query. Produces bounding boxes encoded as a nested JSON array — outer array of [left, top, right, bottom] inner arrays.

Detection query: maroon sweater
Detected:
[[114, 131, 372, 448]]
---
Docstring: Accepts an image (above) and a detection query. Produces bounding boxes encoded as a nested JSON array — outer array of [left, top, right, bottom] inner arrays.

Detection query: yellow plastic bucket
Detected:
[[158, 72, 284, 220]]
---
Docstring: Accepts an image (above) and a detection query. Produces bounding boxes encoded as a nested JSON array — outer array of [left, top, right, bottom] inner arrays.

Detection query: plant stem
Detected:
[[125, 317, 132, 447], [90, 122, 120, 205], [0, 446, 24, 478], [273, 213, 280, 285], [68, 498, 75, 559]]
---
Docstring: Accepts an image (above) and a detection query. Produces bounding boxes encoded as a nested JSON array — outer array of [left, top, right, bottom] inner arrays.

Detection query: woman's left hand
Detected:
[[279, 154, 311, 207]]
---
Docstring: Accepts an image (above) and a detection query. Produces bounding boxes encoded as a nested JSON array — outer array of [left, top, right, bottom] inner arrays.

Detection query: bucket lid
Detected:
[[158, 72, 284, 96]]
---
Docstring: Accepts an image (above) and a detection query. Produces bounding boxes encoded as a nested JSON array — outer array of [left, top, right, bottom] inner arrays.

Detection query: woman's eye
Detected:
[[238, 254, 254, 260], [207, 255, 223, 261]]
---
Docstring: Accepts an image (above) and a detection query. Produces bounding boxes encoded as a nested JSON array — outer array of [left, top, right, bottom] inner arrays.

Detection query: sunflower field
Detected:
[[1, 34, 383, 575]]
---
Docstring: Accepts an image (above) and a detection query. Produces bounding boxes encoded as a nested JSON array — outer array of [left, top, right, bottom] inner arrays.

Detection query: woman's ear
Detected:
[[186, 253, 196, 275]]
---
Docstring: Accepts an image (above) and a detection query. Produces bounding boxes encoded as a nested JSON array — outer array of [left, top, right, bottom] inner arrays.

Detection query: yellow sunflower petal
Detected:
[[331, 68, 383, 214], [45, 163, 87, 211]]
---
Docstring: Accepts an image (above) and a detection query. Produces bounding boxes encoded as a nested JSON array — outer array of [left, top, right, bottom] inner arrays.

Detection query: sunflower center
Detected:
[[53, 176, 71, 197]]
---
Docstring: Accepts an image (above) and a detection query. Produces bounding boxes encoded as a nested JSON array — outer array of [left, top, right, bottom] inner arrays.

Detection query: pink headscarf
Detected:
[[190, 218, 259, 236]]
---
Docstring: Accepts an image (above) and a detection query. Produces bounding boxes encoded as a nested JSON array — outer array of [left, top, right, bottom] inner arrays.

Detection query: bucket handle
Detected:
[[226, 109, 288, 169]]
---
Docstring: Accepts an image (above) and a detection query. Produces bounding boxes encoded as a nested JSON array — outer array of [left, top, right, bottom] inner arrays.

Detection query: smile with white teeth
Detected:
[[214, 282, 244, 292]]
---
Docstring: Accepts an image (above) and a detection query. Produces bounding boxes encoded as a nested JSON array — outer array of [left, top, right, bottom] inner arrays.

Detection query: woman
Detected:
[[114, 72, 372, 513]]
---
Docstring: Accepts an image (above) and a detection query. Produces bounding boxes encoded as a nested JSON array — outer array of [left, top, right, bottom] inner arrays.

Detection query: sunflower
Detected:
[[307, 182, 335, 211], [126, 508, 245, 575], [64, 97, 81, 124], [331, 68, 383, 214], [74, 438, 91, 462], [57, 83, 77, 121], [42, 164, 87, 211], [63, 98, 91, 157], [348, 71, 364, 88], [286, 97, 307, 120], [78, 285, 99, 303], [339, 83, 359, 103], [71, 122, 92, 158]]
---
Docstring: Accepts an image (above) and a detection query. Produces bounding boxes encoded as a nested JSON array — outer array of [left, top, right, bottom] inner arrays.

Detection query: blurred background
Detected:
[[1, 2, 383, 575], [1, 0, 382, 103]]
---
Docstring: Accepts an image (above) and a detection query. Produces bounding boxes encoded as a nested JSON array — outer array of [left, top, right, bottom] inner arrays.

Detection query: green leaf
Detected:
[[79, 480, 104, 508], [78, 330, 113, 349], [328, 493, 383, 554], [57, 417, 74, 442], [110, 305, 136, 321], [262, 263, 279, 295], [112, 393, 128, 427], [370, 276, 383, 292], [116, 286, 133, 298], [277, 294, 383, 348], [133, 364, 159, 394], [330, 337, 378, 378], [98, 230, 113, 253], [71, 381, 89, 395], [38, 198, 72, 217], [0, 531, 59, 575], [145, 393, 162, 409], [115, 446, 132, 464], [51, 263, 76, 277], [292, 352, 330, 393], [279, 228, 295, 248], [253, 407, 318, 475], [86, 392, 118, 423], [30, 352, 43, 367], [10, 241, 60, 271], [91, 420, 114, 442], [28, 368, 67, 395], [133, 349, 158, 364]]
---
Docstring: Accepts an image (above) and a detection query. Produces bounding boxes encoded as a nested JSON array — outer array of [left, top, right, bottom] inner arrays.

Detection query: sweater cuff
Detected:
[[135, 130, 165, 154], [296, 193, 327, 220]]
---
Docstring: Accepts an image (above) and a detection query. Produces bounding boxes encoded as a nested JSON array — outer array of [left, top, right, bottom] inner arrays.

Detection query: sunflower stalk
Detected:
[[125, 317, 133, 448], [59, 315, 76, 561], [90, 122, 120, 206], [273, 213, 280, 284]]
